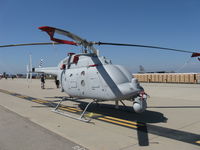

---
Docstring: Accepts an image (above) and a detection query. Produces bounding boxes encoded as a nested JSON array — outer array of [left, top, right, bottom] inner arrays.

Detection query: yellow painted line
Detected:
[[60, 107, 77, 113], [61, 106, 82, 111], [98, 117, 137, 128], [32, 99, 80, 112], [17, 95, 29, 99], [104, 116, 142, 126], [33, 99, 49, 103], [84, 112, 102, 118], [32, 99, 45, 104], [196, 141, 200, 144], [59, 107, 77, 113], [0, 90, 11, 94], [67, 107, 82, 111], [37, 99, 49, 103], [4, 92, 11, 94]]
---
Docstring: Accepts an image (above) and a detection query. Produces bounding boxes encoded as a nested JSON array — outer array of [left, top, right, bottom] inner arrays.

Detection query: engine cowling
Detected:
[[133, 96, 147, 113]]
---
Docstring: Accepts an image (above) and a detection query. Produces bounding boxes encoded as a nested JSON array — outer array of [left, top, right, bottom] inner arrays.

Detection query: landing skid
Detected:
[[52, 97, 97, 123], [115, 100, 126, 109]]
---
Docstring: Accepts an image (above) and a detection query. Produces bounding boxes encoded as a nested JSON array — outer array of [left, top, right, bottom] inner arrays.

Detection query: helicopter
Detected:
[[1, 26, 200, 122]]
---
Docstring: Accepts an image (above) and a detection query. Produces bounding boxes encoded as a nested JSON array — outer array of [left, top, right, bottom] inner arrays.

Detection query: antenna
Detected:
[[26, 54, 32, 88]]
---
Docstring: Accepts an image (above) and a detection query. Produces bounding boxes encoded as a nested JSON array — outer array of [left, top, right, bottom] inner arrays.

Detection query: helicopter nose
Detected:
[[131, 78, 144, 92]]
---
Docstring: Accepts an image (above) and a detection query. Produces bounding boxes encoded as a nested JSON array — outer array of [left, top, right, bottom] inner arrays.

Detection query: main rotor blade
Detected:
[[54, 28, 87, 44], [39, 26, 98, 53], [96, 42, 199, 56], [0, 42, 62, 48], [39, 26, 87, 46]]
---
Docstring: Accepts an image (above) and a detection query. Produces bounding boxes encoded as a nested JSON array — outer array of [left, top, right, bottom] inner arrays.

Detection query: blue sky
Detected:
[[0, 0, 200, 73]]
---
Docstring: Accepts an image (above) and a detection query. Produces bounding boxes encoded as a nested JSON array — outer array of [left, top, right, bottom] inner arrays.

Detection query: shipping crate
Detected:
[[184, 74, 190, 83], [158, 74, 163, 82], [155, 74, 159, 82], [141, 75, 144, 82], [189, 74, 195, 83], [144, 75, 148, 82], [197, 74, 200, 83], [152, 74, 155, 82], [175, 74, 180, 83], [171, 74, 176, 83], [167, 74, 172, 83], [163, 74, 167, 83], [180, 74, 185, 83], [147, 74, 152, 82]]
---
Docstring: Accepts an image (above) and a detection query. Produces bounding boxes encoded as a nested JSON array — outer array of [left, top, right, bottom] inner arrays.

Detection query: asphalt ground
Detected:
[[0, 78, 199, 150]]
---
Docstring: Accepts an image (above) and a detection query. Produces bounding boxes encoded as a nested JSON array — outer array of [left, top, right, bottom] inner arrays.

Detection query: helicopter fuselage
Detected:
[[35, 53, 147, 113], [60, 53, 142, 100]]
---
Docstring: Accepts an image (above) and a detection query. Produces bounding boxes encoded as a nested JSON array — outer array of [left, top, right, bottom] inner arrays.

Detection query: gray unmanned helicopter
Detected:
[[1, 26, 200, 122]]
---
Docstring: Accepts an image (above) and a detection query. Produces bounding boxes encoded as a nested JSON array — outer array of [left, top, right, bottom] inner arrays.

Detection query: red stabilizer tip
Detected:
[[191, 52, 200, 57]]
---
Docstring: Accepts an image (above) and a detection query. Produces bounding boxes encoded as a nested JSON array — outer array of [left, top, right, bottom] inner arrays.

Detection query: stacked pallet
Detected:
[[133, 73, 200, 84]]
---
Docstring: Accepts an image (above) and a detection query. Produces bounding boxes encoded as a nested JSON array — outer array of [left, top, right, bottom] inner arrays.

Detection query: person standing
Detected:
[[54, 76, 60, 88], [41, 74, 45, 89]]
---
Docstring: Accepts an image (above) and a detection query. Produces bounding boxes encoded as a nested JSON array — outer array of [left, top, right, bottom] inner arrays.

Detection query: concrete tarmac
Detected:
[[0, 78, 199, 150], [0, 105, 87, 150]]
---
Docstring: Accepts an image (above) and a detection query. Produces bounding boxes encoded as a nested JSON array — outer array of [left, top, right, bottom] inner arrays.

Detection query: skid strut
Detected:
[[52, 97, 96, 122]]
